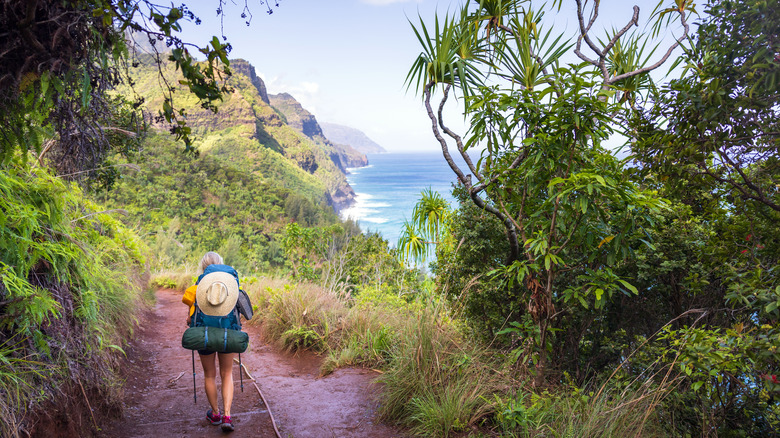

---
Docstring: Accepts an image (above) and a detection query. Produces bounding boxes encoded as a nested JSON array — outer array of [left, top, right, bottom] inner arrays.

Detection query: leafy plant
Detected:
[[0, 164, 147, 436]]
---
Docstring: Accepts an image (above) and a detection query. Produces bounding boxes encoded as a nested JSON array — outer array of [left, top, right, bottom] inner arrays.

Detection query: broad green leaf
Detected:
[[618, 279, 639, 295]]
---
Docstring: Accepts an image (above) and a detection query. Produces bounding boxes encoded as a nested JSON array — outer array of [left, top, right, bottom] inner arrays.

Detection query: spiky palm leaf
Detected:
[[412, 188, 450, 242], [406, 6, 486, 98], [496, 8, 571, 90], [602, 32, 657, 104], [398, 189, 453, 265], [397, 221, 428, 266]]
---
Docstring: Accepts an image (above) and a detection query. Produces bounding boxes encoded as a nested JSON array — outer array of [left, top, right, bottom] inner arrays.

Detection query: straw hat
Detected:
[[196, 272, 239, 316]]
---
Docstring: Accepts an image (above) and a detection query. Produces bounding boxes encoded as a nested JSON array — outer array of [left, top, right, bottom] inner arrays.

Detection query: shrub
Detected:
[[0, 165, 147, 437]]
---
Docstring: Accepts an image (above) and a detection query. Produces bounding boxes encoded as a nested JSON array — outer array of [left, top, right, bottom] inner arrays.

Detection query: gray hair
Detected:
[[199, 251, 223, 272]]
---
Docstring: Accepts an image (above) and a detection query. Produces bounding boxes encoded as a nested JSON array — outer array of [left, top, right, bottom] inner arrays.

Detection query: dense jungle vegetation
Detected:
[[0, 0, 778, 437]]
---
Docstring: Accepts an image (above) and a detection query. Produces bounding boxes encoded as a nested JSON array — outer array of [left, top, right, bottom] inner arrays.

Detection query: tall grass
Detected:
[[376, 309, 498, 437], [240, 278, 498, 436], [256, 281, 346, 352], [493, 382, 672, 437]]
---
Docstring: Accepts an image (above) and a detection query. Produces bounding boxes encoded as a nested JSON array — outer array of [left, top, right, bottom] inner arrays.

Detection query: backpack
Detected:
[[190, 301, 242, 330], [183, 304, 248, 353], [236, 289, 254, 321], [182, 271, 248, 353]]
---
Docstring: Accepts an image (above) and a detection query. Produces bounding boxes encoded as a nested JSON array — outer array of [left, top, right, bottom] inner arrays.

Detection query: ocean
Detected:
[[339, 152, 471, 246]]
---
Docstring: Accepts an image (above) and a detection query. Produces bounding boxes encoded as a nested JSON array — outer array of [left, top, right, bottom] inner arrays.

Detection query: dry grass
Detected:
[[245, 279, 346, 352], [150, 268, 196, 291]]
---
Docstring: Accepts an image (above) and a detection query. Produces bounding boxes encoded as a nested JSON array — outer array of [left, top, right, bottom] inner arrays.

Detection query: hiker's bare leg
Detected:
[[218, 352, 235, 416], [200, 353, 219, 415]]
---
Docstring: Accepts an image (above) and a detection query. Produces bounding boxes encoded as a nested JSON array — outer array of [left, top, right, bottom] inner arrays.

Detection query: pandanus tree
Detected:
[[406, 0, 693, 385], [398, 188, 454, 266]]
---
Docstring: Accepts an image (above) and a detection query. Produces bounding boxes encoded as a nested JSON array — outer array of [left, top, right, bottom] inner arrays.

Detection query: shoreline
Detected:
[[332, 159, 372, 215]]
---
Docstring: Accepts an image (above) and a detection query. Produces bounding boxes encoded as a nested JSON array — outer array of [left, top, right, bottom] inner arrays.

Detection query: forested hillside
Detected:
[[122, 54, 363, 208], [95, 55, 374, 272]]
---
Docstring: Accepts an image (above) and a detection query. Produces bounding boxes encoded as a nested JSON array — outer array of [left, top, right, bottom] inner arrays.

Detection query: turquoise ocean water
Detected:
[[339, 152, 471, 246]]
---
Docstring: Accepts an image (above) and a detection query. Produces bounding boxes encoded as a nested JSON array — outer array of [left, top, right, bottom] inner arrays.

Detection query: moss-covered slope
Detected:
[[125, 55, 363, 210]]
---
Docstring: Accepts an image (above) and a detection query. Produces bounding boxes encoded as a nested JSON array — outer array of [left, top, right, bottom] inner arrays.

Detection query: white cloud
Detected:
[[258, 74, 321, 115], [297, 81, 320, 94]]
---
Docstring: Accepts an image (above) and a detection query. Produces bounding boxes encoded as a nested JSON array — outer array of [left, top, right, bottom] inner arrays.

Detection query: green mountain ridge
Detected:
[[126, 55, 365, 210], [319, 122, 387, 154], [95, 55, 378, 271], [268, 92, 369, 172]]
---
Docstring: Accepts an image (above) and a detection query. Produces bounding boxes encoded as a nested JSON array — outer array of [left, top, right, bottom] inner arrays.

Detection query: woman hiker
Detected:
[[182, 251, 241, 432]]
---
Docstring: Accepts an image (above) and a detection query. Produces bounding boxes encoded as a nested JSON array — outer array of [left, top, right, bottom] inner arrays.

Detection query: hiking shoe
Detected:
[[221, 415, 234, 432], [206, 409, 222, 425]]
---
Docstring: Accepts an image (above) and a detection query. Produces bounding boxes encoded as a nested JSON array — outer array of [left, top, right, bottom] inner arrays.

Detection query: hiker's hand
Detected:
[[186, 315, 191, 326]]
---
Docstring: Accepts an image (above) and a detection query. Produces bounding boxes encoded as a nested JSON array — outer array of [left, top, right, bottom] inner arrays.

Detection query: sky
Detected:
[[173, 0, 693, 153]]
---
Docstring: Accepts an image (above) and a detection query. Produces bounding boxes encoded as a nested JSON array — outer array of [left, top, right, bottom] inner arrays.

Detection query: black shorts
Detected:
[[198, 350, 235, 356]]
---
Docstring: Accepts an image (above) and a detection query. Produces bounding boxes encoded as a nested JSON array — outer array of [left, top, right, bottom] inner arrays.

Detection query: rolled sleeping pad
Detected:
[[182, 326, 248, 353]]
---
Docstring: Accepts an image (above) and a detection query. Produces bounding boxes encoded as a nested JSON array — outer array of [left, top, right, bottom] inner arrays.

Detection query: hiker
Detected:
[[182, 251, 241, 432]]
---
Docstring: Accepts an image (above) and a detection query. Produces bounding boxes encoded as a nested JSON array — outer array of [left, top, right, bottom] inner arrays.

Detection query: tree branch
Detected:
[[438, 85, 483, 183], [424, 82, 521, 261], [574, 0, 608, 77], [424, 83, 470, 187], [606, 10, 690, 85], [696, 163, 780, 212]]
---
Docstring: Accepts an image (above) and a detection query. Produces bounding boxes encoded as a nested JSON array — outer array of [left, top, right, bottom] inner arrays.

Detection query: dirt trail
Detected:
[[101, 289, 403, 438]]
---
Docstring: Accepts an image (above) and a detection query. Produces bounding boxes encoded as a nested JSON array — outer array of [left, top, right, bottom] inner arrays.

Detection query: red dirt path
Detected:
[[100, 289, 404, 438]]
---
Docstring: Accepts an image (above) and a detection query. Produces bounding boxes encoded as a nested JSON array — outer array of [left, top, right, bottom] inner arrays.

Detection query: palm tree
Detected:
[[397, 188, 453, 266]]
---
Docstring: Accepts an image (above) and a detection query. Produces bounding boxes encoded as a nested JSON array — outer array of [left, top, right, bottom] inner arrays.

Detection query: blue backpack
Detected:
[[190, 265, 243, 330], [190, 303, 241, 330]]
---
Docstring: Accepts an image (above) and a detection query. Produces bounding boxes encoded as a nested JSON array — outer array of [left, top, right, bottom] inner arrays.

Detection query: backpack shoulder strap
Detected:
[[191, 303, 200, 327], [232, 306, 242, 330]]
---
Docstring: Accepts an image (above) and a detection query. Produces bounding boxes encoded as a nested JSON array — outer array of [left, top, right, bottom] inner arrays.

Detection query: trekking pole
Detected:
[[239, 353, 244, 392], [192, 350, 197, 403]]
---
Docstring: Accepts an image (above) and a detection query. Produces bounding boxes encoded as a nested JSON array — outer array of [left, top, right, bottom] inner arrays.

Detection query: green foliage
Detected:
[[97, 133, 337, 272], [631, 0, 780, 213], [150, 217, 189, 270], [612, 2, 780, 433], [432, 191, 516, 339], [284, 222, 420, 297], [284, 194, 323, 227], [0, 165, 146, 436]]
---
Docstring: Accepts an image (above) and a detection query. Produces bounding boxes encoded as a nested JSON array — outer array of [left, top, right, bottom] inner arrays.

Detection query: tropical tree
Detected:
[[630, 0, 780, 213], [0, 0, 280, 179], [398, 188, 454, 266], [407, 0, 694, 384]]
